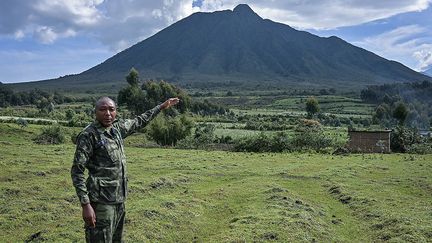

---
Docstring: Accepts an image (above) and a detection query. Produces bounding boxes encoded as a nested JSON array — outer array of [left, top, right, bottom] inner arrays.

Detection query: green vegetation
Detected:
[[361, 81, 432, 129], [33, 124, 66, 145], [1, 123, 431, 242], [1, 78, 431, 242], [147, 115, 194, 146], [305, 96, 320, 118]]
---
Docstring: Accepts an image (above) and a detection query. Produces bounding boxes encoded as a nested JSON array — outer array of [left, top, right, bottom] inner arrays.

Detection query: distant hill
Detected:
[[422, 66, 432, 77], [9, 4, 432, 92]]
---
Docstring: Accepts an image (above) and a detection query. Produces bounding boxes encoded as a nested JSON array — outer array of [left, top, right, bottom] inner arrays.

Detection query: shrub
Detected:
[[16, 118, 28, 128], [234, 132, 291, 153], [68, 112, 92, 127], [147, 114, 193, 146], [177, 123, 215, 149], [234, 132, 274, 152], [34, 124, 65, 144], [390, 126, 422, 153], [194, 123, 216, 144], [291, 122, 333, 152], [406, 143, 432, 154]]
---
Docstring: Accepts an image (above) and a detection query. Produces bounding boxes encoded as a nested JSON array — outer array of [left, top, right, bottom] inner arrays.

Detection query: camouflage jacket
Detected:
[[71, 105, 161, 205]]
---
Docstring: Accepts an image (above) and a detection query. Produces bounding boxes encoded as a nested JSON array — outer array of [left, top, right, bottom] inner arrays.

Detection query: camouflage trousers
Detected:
[[85, 203, 125, 243]]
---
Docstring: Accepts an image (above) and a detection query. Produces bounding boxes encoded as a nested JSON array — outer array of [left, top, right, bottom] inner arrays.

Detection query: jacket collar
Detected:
[[93, 120, 112, 133]]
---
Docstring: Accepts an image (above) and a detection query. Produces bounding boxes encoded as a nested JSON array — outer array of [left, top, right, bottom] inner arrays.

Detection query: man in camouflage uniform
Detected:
[[71, 96, 179, 242]]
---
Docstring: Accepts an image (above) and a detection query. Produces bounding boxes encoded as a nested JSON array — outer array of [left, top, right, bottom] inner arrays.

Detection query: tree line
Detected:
[[361, 81, 432, 129], [0, 84, 89, 108]]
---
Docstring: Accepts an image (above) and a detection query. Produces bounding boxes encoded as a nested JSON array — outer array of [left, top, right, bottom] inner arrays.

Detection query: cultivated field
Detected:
[[1, 123, 431, 242]]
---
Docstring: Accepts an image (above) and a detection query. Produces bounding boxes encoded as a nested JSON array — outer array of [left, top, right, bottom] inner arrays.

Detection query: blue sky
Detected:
[[1, 0, 431, 83]]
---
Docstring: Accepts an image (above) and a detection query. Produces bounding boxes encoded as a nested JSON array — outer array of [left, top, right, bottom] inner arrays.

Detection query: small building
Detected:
[[347, 130, 391, 153]]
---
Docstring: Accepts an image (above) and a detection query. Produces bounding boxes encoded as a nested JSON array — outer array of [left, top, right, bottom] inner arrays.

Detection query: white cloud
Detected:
[[414, 49, 432, 71], [33, 26, 76, 44], [32, 0, 104, 26], [0, 0, 102, 43], [198, 0, 431, 30], [1, 0, 430, 49], [14, 30, 25, 39], [87, 0, 199, 51], [354, 25, 432, 71]]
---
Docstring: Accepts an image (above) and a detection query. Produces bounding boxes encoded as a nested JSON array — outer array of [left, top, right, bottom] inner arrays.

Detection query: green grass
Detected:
[[1, 123, 431, 242]]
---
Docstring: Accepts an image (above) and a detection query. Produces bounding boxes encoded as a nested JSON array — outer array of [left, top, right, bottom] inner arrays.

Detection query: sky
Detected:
[[0, 0, 431, 83]]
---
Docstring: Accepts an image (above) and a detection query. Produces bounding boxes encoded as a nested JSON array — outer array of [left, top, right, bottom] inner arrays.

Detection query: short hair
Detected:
[[95, 97, 116, 110]]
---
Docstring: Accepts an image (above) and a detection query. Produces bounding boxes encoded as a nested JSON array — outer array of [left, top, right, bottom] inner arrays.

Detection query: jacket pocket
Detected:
[[98, 179, 120, 202]]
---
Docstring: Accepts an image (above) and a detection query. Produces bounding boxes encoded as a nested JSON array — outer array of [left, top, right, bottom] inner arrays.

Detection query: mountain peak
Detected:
[[29, 3, 431, 91], [233, 4, 253, 12], [233, 4, 261, 20]]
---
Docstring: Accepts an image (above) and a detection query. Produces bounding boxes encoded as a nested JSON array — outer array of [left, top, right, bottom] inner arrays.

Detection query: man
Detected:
[[71, 96, 179, 242]]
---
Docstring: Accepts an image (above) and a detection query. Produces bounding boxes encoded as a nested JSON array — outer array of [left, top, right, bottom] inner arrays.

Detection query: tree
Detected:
[[142, 80, 191, 113], [0, 84, 13, 107], [305, 96, 320, 118], [126, 67, 139, 86], [118, 69, 196, 146], [118, 69, 146, 115], [375, 104, 387, 120], [393, 102, 408, 125]]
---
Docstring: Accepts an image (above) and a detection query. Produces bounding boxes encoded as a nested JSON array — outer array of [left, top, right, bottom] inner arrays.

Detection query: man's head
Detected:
[[95, 97, 117, 127]]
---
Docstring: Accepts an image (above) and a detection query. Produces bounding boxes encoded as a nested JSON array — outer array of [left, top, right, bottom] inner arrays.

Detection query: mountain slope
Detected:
[[10, 4, 432, 92], [422, 66, 432, 77]]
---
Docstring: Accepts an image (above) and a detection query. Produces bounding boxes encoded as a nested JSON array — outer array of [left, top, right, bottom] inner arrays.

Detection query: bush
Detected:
[[234, 132, 291, 152], [177, 123, 215, 149], [291, 125, 333, 152], [147, 114, 193, 146], [16, 118, 28, 128], [34, 124, 65, 144], [234, 133, 275, 152], [68, 112, 92, 127], [233, 120, 336, 153], [390, 126, 422, 153], [406, 143, 432, 154]]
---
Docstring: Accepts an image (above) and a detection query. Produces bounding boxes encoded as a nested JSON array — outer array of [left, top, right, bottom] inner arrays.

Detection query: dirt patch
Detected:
[[149, 175, 192, 190], [161, 201, 176, 209], [149, 177, 175, 189], [25, 231, 46, 242], [265, 187, 287, 194], [260, 232, 278, 241], [143, 209, 162, 219], [328, 185, 352, 204], [230, 215, 260, 224], [278, 172, 320, 180], [4, 188, 21, 196], [35, 171, 46, 177]]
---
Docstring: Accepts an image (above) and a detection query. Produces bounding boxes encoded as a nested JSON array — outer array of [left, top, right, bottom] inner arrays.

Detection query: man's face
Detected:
[[95, 100, 117, 127]]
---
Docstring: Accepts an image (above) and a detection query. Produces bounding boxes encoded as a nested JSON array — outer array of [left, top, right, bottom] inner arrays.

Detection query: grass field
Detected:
[[0, 123, 431, 242], [270, 96, 375, 116]]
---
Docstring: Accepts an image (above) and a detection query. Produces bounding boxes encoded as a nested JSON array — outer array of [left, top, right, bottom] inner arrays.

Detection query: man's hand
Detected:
[[82, 203, 96, 228], [160, 97, 180, 110]]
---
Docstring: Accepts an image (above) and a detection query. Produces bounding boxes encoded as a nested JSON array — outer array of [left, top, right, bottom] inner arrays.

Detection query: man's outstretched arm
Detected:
[[119, 98, 180, 138]]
